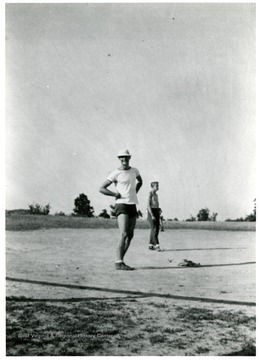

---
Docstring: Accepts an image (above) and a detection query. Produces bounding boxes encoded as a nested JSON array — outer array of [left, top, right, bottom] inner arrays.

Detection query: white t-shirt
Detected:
[[107, 167, 140, 204]]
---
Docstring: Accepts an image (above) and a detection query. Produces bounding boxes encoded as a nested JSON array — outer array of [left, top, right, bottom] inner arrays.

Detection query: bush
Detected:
[[28, 203, 50, 215], [98, 209, 110, 219]]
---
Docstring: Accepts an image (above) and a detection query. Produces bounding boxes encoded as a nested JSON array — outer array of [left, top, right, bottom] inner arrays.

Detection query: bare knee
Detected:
[[120, 230, 128, 241]]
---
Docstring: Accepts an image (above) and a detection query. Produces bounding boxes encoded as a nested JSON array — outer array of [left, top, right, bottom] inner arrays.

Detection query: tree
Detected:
[[98, 209, 110, 218], [245, 199, 256, 222], [73, 193, 94, 217], [185, 215, 196, 222], [225, 217, 244, 222], [197, 207, 210, 221], [253, 198, 256, 220], [28, 202, 50, 215], [210, 212, 218, 222], [54, 211, 66, 216]]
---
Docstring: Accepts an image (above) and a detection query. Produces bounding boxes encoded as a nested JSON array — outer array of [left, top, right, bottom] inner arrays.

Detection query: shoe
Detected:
[[155, 245, 161, 252], [115, 262, 135, 271], [149, 245, 155, 250]]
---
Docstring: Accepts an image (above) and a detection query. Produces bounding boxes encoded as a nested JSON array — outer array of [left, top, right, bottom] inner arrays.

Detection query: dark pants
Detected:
[[147, 208, 160, 246]]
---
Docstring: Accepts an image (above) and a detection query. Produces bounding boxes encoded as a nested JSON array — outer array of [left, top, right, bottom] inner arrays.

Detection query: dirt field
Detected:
[[6, 228, 256, 356]]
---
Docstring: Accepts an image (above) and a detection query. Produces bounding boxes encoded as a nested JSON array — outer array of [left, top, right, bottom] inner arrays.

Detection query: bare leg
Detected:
[[123, 216, 136, 258], [116, 214, 129, 262], [115, 214, 136, 270]]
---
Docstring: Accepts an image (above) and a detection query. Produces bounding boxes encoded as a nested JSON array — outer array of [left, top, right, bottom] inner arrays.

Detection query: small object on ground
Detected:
[[115, 262, 135, 271], [178, 259, 201, 267], [168, 259, 173, 263], [149, 245, 155, 250]]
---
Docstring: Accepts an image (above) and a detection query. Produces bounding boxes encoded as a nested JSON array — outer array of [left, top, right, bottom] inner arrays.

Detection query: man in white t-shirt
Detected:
[[99, 149, 143, 270]]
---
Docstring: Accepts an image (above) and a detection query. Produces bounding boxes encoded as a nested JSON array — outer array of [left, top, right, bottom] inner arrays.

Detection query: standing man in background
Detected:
[[99, 149, 143, 270], [147, 181, 161, 251]]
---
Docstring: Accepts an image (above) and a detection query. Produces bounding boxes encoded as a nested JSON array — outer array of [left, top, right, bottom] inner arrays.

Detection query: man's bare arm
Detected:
[[99, 180, 121, 199], [136, 175, 143, 194]]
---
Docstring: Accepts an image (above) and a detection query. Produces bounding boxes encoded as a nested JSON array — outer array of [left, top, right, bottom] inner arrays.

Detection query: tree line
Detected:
[[8, 194, 256, 222]]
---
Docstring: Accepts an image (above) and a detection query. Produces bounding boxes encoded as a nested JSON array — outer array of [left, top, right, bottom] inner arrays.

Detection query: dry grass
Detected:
[[6, 214, 256, 232], [6, 297, 256, 356]]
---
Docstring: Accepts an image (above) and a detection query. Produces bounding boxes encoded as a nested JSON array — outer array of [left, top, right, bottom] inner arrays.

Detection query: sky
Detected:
[[5, 2, 256, 221]]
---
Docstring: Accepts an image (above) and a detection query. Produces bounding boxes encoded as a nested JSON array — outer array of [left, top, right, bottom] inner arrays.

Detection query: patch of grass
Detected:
[[149, 333, 168, 345], [196, 346, 210, 354], [176, 307, 255, 326], [124, 333, 145, 341], [142, 325, 160, 333], [216, 310, 255, 325], [168, 337, 188, 350], [149, 301, 169, 309], [162, 326, 185, 334], [130, 346, 141, 354], [6, 214, 256, 231]]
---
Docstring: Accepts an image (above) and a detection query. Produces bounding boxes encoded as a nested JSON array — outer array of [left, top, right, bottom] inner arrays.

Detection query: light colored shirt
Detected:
[[107, 167, 140, 204], [148, 192, 159, 208]]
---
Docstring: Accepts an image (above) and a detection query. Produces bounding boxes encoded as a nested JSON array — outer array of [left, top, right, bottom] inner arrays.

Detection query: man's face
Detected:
[[119, 156, 131, 169]]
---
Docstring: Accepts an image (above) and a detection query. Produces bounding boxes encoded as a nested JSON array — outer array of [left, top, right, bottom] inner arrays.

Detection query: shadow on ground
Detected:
[[224, 344, 256, 356], [161, 247, 247, 252], [137, 261, 255, 270], [6, 277, 256, 307]]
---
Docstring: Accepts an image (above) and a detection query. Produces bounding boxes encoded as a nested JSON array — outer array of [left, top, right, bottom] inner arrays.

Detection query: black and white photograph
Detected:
[[5, 2, 256, 356]]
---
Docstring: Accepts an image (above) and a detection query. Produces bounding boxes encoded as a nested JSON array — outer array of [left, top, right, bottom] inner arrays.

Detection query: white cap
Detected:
[[118, 149, 131, 157]]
